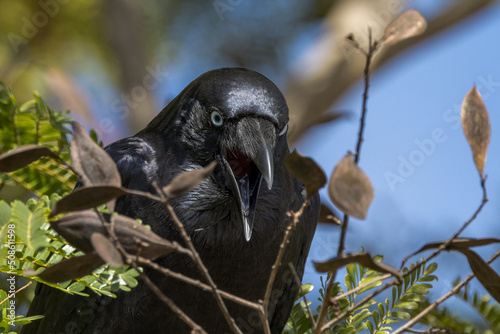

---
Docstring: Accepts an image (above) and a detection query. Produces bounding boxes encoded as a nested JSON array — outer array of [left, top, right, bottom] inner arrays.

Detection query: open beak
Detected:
[[219, 120, 275, 241]]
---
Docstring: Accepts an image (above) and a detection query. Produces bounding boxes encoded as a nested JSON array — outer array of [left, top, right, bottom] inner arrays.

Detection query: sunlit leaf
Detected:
[[11, 200, 49, 251], [461, 86, 491, 176], [329, 153, 374, 219], [382, 10, 427, 46]]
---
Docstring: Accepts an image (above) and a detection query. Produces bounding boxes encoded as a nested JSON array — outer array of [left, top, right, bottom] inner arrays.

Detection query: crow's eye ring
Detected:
[[278, 122, 288, 136], [211, 111, 223, 126]]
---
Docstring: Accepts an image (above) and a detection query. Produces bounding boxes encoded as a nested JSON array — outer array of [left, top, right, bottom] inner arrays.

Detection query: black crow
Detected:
[[22, 68, 319, 334]]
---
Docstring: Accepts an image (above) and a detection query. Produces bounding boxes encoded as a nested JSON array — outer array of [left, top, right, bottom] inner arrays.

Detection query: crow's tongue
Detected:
[[227, 150, 254, 179]]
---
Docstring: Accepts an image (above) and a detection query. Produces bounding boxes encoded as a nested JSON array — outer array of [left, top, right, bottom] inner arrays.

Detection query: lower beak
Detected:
[[220, 128, 274, 241]]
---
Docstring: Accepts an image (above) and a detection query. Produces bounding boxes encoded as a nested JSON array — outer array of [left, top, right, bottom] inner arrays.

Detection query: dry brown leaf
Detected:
[[285, 150, 326, 199], [319, 204, 340, 225], [329, 153, 374, 219], [27, 252, 104, 283], [91, 233, 124, 267], [0, 145, 60, 172], [461, 86, 491, 176], [51, 186, 128, 216], [51, 211, 184, 260], [71, 121, 121, 187], [163, 161, 217, 198], [383, 10, 427, 46], [314, 252, 402, 282], [458, 249, 500, 303]]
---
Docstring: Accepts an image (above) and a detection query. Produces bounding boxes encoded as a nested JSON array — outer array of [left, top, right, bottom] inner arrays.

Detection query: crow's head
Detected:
[[144, 68, 289, 241]]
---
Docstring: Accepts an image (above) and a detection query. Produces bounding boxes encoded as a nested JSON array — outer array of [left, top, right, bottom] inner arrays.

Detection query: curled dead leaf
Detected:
[[461, 86, 491, 176], [382, 10, 427, 46], [329, 153, 374, 219], [285, 150, 326, 199]]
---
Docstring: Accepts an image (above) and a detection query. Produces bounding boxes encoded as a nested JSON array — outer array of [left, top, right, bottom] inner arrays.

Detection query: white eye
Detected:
[[278, 122, 288, 136], [211, 111, 223, 126]]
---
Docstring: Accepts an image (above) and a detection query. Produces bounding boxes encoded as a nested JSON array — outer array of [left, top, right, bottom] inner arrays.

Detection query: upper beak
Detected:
[[219, 119, 275, 241]]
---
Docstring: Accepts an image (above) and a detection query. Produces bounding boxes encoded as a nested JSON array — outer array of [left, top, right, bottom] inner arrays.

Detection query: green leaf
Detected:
[[11, 200, 49, 251], [366, 320, 374, 334], [388, 311, 411, 320], [395, 301, 418, 310]]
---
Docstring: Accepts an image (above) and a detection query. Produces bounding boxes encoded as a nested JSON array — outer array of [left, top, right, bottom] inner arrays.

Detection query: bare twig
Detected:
[[0, 281, 32, 305], [288, 262, 316, 328], [314, 31, 381, 334], [354, 29, 380, 165], [263, 200, 309, 314], [393, 249, 500, 334]]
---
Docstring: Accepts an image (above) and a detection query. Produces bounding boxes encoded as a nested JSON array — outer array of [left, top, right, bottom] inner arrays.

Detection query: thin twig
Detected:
[[263, 200, 309, 314], [123, 187, 163, 202], [0, 281, 32, 305], [314, 30, 381, 334], [288, 262, 316, 328], [393, 249, 500, 334], [354, 28, 379, 165]]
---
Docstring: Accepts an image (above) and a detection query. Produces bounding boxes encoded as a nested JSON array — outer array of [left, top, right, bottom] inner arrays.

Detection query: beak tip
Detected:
[[244, 219, 252, 242]]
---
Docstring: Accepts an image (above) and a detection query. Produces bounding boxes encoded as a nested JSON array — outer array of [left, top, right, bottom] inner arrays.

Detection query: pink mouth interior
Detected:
[[227, 150, 254, 179]]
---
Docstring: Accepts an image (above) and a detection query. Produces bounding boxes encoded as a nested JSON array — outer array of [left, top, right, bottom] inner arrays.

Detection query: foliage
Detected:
[[0, 82, 76, 197], [0, 288, 43, 334], [415, 281, 500, 334], [0, 195, 139, 298], [0, 83, 141, 332], [284, 258, 439, 334]]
